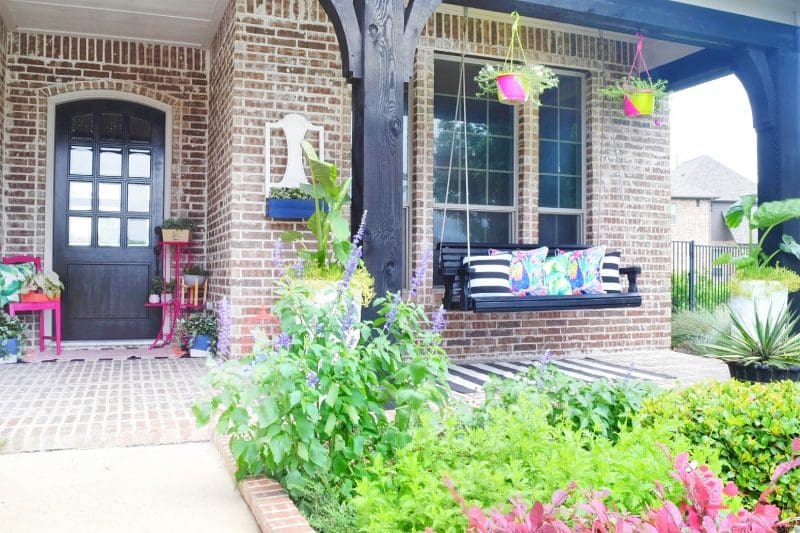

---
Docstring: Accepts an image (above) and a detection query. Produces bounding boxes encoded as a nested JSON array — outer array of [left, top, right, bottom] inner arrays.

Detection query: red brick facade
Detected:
[[0, 0, 671, 358]]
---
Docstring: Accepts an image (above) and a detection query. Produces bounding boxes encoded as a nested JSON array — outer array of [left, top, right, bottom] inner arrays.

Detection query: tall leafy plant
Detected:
[[282, 143, 352, 270]]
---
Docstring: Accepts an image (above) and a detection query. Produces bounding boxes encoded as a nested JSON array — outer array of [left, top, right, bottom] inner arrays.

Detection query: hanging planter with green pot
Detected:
[[601, 33, 668, 117], [474, 12, 558, 106]]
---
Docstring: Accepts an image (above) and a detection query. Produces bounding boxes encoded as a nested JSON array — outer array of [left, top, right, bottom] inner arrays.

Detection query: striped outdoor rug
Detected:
[[448, 358, 675, 394]]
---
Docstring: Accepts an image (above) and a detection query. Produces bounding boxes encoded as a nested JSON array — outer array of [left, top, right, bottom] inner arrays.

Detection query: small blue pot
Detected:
[[1, 338, 19, 361], [266, 198, 316, 220], [192, 334, 212, 351]]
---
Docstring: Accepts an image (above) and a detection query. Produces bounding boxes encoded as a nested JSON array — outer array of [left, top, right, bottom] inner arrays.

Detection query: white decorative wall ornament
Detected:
[[265, 113, 325, 195]]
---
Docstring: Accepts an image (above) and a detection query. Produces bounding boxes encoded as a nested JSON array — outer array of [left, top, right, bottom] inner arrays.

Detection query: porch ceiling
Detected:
[[0, 0, 229, 48]]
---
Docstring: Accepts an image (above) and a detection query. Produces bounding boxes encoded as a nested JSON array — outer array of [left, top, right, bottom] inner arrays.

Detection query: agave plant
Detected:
[[703, 305, 800, 368]]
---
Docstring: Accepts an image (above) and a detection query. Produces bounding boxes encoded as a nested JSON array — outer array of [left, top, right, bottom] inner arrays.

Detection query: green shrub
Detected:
[[292, 478, 358, 533], [640, 379, 800, 517], [477, 364, 657, 442], [353, 396, 718, 533], [671, 307, 730, 354], [671, 272, 730, 311]]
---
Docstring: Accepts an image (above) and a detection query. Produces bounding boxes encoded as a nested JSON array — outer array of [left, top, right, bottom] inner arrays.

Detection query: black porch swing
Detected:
[[434, 32, 642, 314]]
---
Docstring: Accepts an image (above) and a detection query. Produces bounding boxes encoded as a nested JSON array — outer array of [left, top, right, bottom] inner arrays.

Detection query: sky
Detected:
[[669, 74, 757, 183]]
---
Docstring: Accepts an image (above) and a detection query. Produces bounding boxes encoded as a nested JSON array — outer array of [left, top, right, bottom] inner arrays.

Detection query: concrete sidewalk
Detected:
[[0, 442, 259, 533]]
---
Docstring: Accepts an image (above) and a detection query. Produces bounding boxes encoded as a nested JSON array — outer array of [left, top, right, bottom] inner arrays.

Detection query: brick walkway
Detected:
[[0, 358, 210, 453]]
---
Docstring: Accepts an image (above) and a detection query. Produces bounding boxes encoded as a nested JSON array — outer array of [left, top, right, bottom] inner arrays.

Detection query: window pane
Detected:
[[130, 117, 152, 143], [559, 176, 580, 209], [539, 107, 558, 139], [68, 216, 92, 246], [68, 181, 92, 211], [539, 214, 580, 245], [434, 95, 459, 124], [98, 182, 121, 212], [69, 146, 93, 175], [100, 113, 122, 141], [433, 168, 465, 204], [488, 101, 514, 137], [434, 130, 463, 167], [468, 171, 487, 205], [127, 219, 150, 247], [539, 174, 558, 208], [539, 141, 558, 174], [467, 133, 487, 169], [541, 86, 557, 107], [559, 143, 580, 176], [71, 114, 94, 140], [488, 136, 513, 171], [470, 211, 511, 243], [128, 184, 150, 213], [488, 173, 514, 206], [129, 149, 151, 178], [99, 147, 122, 177], [97, 217, 120, 247], [559, 77, 579, 108], [559, 109, 580, 142]]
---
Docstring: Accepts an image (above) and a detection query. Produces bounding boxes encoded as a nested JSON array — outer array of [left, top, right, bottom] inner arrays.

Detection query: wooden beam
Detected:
[[446, 0, 796, 50], [317, 0, 363, 79], [649, 49, 734, 92]]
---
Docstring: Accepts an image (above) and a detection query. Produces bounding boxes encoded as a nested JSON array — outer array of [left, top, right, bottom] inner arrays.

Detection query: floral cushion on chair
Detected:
[[542, 254, 573, 296], [0, 263, 35, 306], [558, 246, 607, 295], [506, 247, 549, 296]]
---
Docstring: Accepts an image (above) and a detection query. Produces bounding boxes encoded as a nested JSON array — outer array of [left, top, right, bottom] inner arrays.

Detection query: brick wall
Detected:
[[2, 32, 208, 259], [672, 198, 711, 243], [0, 16, 7, 249]]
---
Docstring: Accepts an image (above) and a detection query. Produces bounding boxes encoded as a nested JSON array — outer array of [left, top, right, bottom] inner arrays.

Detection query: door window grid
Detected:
[[538, 71, 586, 245]]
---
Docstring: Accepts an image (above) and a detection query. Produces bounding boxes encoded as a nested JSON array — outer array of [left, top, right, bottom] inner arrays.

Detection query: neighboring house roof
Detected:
[[671, 155, 757, 201]]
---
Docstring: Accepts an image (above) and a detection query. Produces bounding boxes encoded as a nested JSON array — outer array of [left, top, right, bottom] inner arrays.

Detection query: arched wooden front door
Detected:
[[53, 99, 165, 340]]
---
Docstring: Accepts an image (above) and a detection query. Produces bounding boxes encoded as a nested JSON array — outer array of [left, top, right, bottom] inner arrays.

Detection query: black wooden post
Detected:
[[318, 0, 441, 297]]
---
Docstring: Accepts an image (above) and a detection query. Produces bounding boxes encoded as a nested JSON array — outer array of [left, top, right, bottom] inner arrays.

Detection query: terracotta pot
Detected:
[[21, 292, 59, 303]]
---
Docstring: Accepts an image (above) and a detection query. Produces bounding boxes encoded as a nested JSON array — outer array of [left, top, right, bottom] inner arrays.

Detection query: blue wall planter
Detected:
[[266, 198, 316, 220], [190, 334, 213, 358], [0, 338, 19, 363]]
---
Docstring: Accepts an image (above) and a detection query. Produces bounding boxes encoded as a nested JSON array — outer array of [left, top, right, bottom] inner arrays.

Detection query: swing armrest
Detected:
[[619, 267, 641, 294]]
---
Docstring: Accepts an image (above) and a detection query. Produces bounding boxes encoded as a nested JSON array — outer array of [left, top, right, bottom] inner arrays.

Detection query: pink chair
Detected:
[[2, 255, 62, 356]]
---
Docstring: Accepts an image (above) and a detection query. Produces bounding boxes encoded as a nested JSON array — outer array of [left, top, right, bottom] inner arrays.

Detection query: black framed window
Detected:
[[433, 57, 516, 283], [538, 72, 585, 245]]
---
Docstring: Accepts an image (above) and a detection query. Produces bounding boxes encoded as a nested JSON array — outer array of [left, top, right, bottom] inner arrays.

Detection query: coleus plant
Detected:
[[431, 439, 800, 533]]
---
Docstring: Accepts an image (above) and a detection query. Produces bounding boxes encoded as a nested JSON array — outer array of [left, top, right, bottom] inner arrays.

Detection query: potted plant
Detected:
[[266, 186, 319, 220], [163, 279, 176, 303], [715, 194, 800, 335], [161, 218, 196, 242], [171, 319, 189, 358], [0, 311, 27, 364], [474, 12, 558, 105], [182, 265, 208, 287], [601, 74, 668, 117], [703, 305, 800, 382], [148, 275, 163, 304], [21, 271, 64, 302], [181, 312, 217, 358]]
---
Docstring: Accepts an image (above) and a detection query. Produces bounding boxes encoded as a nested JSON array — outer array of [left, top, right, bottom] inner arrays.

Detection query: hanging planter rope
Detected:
[[474, 12, 558, 106], [601, 33, 668, 117]]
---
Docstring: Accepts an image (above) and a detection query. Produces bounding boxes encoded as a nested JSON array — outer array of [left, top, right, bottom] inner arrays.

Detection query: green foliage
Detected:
[[702, 305, 800, 367], [353, 396, 717, 533], [182, 265, 208, 276], [181, 312, 217, 338], [671, 307, 730, 355], [600, 75, 669, 101], [477, 364, 657, 442], [150, 275, 164, 294], [474, 63, 559, 105], [732, 265, 800, 293], [161, 217, 196, 230], [641, 380, 800, 517], [23, 271, 64, 299], [0, 311, 28, 358], [269, 187, 312, 200], [292, 478, 358, 533], [716, 195, 800, 291], [281, 143, 353, 270], [671, 272, 730, 311], [193, 276, 449, 500]]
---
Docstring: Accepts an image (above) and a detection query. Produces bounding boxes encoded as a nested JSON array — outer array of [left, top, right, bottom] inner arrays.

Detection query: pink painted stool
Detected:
[[2, 255, 62, 356]]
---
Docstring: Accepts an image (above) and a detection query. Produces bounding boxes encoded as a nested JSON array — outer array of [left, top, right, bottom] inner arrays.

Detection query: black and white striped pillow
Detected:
[[463, 254, 513, 297], [601, 251, 622, 293]]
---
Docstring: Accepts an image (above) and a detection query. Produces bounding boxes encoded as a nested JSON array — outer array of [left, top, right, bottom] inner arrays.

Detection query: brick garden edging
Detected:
[[212, 431, 314, 532]]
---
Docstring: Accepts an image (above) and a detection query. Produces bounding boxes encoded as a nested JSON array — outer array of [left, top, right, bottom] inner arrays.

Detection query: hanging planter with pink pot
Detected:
[[601, 33, 668, 118]]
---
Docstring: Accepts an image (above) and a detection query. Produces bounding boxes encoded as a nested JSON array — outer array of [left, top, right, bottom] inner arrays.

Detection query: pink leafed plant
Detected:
[[433, 439, 800, 533]]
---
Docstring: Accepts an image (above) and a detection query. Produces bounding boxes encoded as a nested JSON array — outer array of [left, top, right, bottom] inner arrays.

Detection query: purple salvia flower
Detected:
[[353, 210, 368, 247], [216, 297, 232, 358], [409, 250, 432, 298], [273, 332, 292, 349], [293, 258, 305, 278], [535, 350, 553, 368], [306, 371, 319, 387], [339, 244, 362, 294], [431, 305, 446, 334], [383, 292, 401, 331], [273, 239, 286, 276], [339, 298, 358, 338]]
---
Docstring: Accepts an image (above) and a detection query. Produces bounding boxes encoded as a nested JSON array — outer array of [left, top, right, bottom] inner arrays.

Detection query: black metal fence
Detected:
[[672, 240, 744, 311]]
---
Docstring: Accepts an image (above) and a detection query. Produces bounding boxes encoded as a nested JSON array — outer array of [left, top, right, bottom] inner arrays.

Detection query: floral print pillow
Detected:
[[542, 254, 572, 295], [559, 245, 607, 294], [505, 247, 549, 296]]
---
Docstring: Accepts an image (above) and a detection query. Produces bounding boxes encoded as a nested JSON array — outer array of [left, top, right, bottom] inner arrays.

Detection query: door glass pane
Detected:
[[97, 217, 121, 247], [68, 181, 92, 211], [127, 184, 151, 213], [99, 147, 122, 176], [100, 113, 123, 141], [129, 149, 151, 178], [98, 182, 121, 212], [130, 117, 152, 143], [71, 114, 94, 140], [69, 146, 93, 175], [127, 219, 150, 247], [68, 216, 92, 246]]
